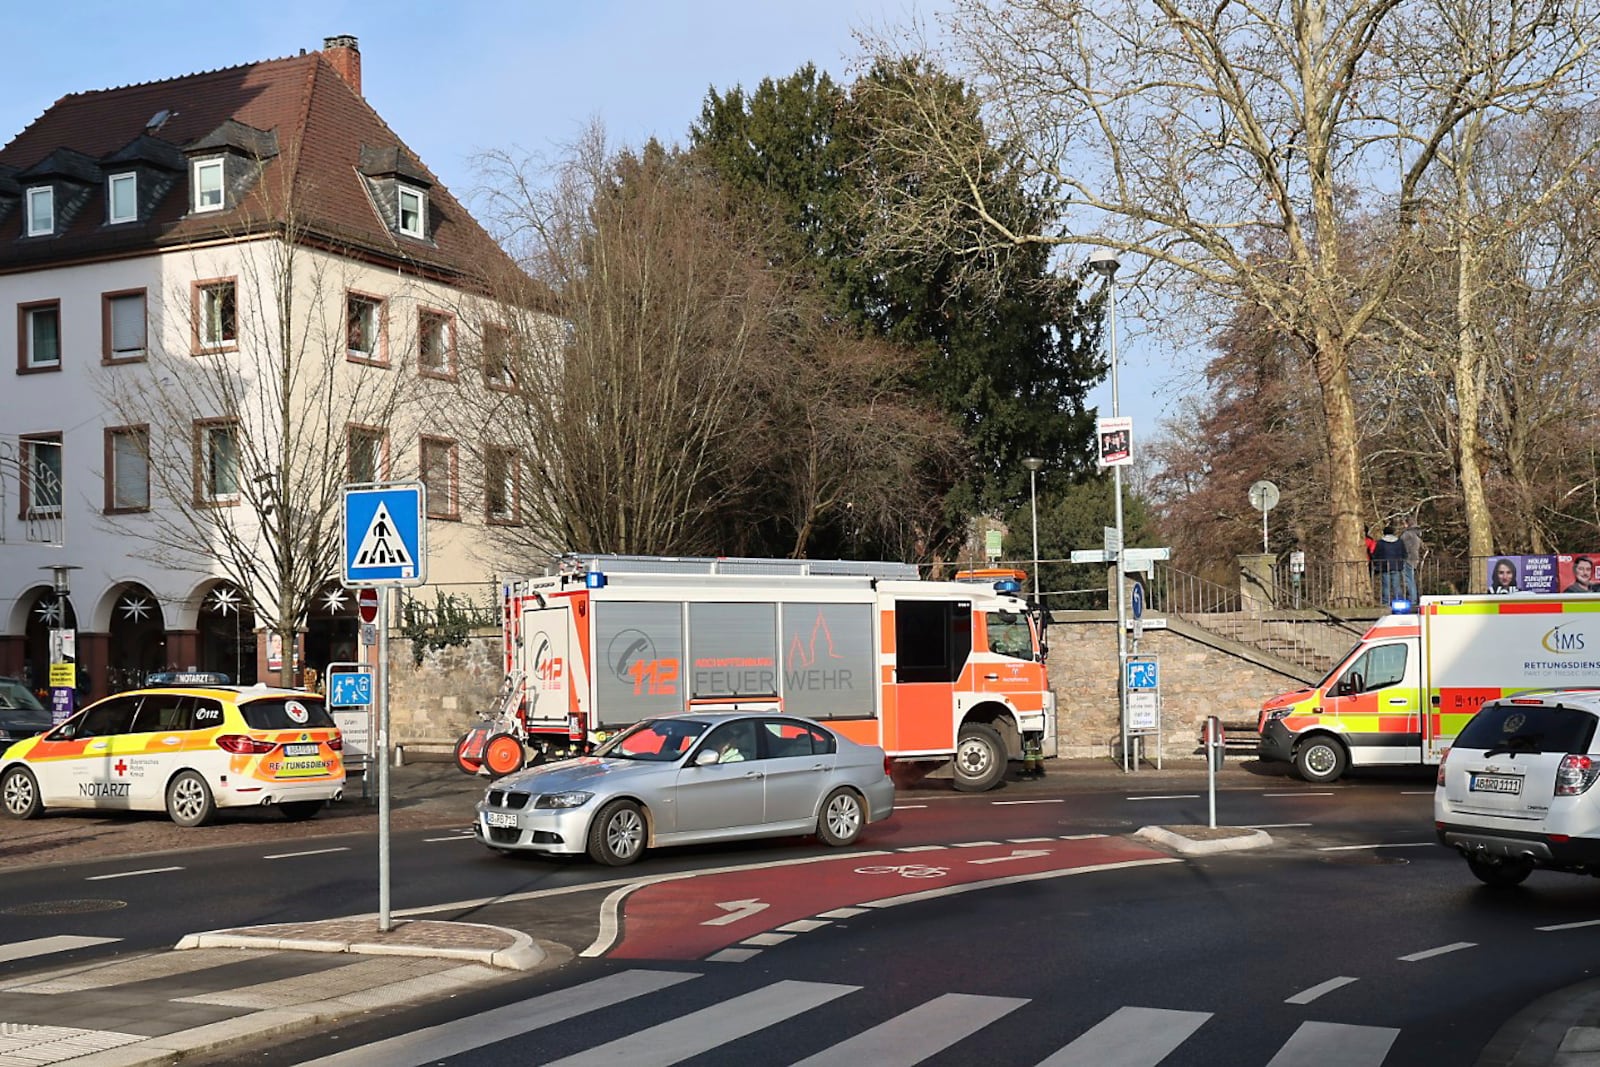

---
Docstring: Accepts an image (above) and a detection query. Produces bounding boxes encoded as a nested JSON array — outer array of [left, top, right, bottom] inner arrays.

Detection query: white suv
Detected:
[[1435, 690, 1600, 887]]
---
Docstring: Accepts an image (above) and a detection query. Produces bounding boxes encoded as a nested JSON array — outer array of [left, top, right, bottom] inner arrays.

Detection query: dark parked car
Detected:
[[0, 678, 51, 747]]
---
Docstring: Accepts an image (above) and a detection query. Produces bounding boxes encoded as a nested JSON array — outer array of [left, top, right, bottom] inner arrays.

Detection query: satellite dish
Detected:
[[1249, 480, 1280, 512]]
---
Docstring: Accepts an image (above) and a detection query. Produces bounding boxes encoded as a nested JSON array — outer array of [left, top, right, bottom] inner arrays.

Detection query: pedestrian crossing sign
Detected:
[[342, 483, 426, 587]]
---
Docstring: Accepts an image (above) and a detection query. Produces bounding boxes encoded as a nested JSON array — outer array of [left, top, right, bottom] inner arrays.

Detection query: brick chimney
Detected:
[[322, 35, 361, 96]]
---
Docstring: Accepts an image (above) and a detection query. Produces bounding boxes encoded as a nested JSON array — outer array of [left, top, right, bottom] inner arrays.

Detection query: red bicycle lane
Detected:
[[605, 835, 1178, 960]]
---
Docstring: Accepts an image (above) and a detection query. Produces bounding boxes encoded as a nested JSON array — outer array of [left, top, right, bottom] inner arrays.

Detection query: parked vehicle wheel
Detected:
[[1293, 735, 1348, 784], [279, 801, 324, 822], [952, 723, 1007, 792], [454, 729, 485, 775], [817, 788, 864, 847], [166, 770, 216, 827], [1467, 856, 1532, 888], [587, 799, 646, 866], [483, 733, 525, 779], [1, 767, 42, 820]]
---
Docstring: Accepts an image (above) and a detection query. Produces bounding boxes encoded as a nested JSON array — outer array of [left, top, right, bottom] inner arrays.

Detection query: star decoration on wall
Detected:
[[207, 586, 243, 616], [120, 595, 153, 622], [33, 600, 62, 626], [321, 588, 350, 614]]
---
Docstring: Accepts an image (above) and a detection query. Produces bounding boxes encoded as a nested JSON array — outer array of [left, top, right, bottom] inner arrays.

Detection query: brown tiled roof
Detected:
[[0, 50, 526, 294]]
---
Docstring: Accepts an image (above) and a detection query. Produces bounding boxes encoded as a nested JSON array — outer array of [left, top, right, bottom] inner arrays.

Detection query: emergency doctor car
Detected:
[[0, 683, 344, 827]]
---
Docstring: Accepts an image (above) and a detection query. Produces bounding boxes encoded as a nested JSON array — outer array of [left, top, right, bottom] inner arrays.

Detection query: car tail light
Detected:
[[883, 756, 894, 778], [216, 735, 276, 754], [327, 734, 343, 752], [1436, 749, 1449, 787], [1556, 754, 1600, 796]]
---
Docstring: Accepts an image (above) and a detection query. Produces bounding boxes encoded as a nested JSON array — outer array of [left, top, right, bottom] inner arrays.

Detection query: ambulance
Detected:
[[1258, 594, 1600, 782], [456, 554, 1053, 792], [0, 684, 345, 826]]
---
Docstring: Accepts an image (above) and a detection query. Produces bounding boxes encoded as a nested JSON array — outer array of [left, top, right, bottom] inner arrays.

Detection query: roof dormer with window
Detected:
[[183, 120, 278, 216], [358, 145, 433, 242], [15, 148, 99, 238], [99, 133, 184, 227]]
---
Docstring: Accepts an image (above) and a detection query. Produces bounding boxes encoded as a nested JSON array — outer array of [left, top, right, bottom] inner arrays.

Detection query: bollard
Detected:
[[394, 744, 405, 768], [1203, 716, 1224, 828]]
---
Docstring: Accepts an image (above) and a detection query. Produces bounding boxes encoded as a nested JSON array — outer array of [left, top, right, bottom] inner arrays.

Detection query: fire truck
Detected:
[[454, 554, 1053, 792]]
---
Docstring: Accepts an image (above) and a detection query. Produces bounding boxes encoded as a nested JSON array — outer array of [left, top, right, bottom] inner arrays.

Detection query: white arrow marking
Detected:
[[701, 898, 770, 926], [968, 849, 1052, 866]]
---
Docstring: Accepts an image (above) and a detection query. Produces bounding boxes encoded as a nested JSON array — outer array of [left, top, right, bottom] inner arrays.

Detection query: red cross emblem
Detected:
[[114, 760, 128, 776]]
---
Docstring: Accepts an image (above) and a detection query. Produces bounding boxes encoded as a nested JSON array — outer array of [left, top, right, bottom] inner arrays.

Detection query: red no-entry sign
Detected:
[[356, 587, 379, 624]]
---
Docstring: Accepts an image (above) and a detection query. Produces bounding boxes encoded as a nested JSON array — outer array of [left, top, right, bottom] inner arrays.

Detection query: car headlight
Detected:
[[1266, 708, 1291, 721], [534, 791, 594, 809]]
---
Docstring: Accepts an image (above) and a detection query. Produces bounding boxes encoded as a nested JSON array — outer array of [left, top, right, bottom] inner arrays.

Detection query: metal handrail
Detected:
[[1141, 564, 1344, 674]]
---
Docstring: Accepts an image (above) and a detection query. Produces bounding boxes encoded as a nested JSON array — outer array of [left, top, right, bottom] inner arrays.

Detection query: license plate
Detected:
[[485, 811, 519, 829], [283, 743, 318, 756], [1470, 773, 1523, 795]]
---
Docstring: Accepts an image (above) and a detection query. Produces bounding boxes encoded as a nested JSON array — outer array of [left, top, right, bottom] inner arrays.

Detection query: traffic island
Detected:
[[1135, 825, 1274, 856]]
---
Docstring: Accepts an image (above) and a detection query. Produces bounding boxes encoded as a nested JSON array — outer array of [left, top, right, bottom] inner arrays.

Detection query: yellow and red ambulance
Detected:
[[1258, 595, 1600, 782], [461, 554, 1053, 792], [0, 683, 344, 826]]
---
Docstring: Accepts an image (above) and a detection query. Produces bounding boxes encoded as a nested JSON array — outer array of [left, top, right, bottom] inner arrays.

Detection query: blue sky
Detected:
[[3, 0, 1176, 445]]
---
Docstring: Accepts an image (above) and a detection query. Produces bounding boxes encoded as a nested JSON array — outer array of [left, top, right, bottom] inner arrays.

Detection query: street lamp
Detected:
[[1088, 248, 1130, 771], [1023, 457, 1044, 607]]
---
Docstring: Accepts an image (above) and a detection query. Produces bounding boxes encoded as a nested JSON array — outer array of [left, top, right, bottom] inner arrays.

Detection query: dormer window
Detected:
[[397, 186, 426, 238], [26, 187, 53, 236], [108, 173, 137, 224], [193, 159, 224, 212]]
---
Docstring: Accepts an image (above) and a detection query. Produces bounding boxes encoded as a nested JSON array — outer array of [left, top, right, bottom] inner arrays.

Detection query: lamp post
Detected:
[[1023, 457, 1044, 607], [1088, 248, 1130, 771], [40, 564, 81, 723]]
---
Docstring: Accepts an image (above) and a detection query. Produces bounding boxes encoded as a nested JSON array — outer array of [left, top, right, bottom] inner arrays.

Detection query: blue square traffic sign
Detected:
[[328, 668, 374, 707], [1125, 657, 1159, 690], [342, 483, 427, 587]]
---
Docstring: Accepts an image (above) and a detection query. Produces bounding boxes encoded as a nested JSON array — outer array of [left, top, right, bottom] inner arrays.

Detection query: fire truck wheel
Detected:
[[483, 734, 526, 779], [454, 731, 484, 775], [1292, 735, 1347, 784], [817, 788, 864, 847], [588, 799, 647, 866], [1467, 857, 1532, 888], [953, 723, 1008, 792]]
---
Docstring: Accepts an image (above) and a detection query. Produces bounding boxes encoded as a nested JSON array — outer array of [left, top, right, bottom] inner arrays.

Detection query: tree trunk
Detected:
[[1309, 327, 1368, 606]]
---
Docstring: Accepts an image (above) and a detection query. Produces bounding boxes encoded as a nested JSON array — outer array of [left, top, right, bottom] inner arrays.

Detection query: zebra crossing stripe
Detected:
[[543, 979, 858, 1067], [1265, 1020, 1399, 1066], [790, 992, 1027, 1067], [1034, 1006, 1211, 1066], [294, 969, 698, 1067], [0, 936, 119, 965]]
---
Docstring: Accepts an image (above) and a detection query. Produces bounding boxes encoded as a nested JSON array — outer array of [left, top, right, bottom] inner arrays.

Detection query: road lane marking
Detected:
[[1245, 823, 1312, 829], [582, 884, 647, 957], [992, 799, 1064, 806], [423, 832, 475, 842], [1399, 942, 1475, 961], [1266, 1021, 1398, 1065], [791, 992, 1027, 1067], [896, 804, 928, 809], [969, 850, 1053, 866], [86, 867, 183, 881], [542, 980, 857, 1066], [818, 907, 869, 919], [706, 948, 761, 963], [897, 845, 946, 852], [1036, 1006, 1210, 1067], [859, 857, 1181, 910], [1008, 837, 1057, 843], [741, 933, 794, 946], [1059, 834, 1108, 840], [952, 841, 1002, 847], [1285, 976, 1358, 1004], [1539, 919, 1600, 931], [0, 936, 119, 964], [1264, 792, 1333, 797], [778, 920, 831, 933], [1127, 795, 1199, 801], [1316, 843, 1434, 851], [264, 847, 350, 860], [293, 969, 698, 1066], [1400, 791, 1435, 795], [701, 899, 769, 926]]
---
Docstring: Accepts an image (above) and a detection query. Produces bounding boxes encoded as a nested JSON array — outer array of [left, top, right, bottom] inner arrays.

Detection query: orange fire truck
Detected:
[[454, 554, 1053, 792]]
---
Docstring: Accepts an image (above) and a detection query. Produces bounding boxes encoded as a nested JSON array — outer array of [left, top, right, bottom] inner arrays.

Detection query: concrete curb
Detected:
[[1135, 825, 1275, 855], [174, 922, 545, 971]]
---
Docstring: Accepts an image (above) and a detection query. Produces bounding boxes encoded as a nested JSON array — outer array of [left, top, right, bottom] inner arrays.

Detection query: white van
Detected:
[[1435, 690, 1600, 886]]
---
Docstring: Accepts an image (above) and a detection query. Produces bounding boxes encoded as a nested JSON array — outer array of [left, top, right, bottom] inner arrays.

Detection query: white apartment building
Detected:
[[0, 36, 543, 702]]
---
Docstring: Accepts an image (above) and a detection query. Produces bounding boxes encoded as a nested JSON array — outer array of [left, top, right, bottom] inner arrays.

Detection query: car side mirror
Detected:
[[694, 749, 720, 767]]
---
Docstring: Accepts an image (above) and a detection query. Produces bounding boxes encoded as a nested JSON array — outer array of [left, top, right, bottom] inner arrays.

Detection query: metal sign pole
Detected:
[[377, 586, 392, 932]]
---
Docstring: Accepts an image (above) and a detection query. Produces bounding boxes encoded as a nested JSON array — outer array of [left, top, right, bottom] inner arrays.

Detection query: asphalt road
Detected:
[[13, 758, 1600, 1065]]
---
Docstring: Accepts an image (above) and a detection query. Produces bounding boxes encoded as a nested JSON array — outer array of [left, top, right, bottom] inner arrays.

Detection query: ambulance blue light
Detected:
[[1390, 598, 1413, 614]]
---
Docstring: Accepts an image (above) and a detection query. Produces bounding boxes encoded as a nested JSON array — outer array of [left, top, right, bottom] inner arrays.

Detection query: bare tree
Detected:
[[99, 164, 420, 685], [858, 0, 1600, 601]]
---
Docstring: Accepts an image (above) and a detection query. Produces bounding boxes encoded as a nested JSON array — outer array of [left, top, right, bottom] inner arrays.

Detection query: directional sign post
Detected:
[[340, 483, 427, 935]]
